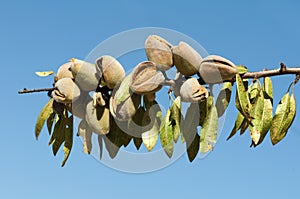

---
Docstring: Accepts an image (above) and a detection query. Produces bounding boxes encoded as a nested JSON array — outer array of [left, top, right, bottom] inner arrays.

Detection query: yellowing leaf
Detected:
[[115, 74, 132, 106], [216, 82, 233, 117], [235, 74, 252, 123], [270, 93, 290, 145], [249, 88, 264, 145], [159, 109, 173, 157], [200, 96, 218, 153], [263, 77, 273, 100], [142, 102, 161, 152], [35, 99, 54, 139], [236, 65, 248, 74], [170, 96, 182, 143], [227, 112, 244, 140], [35, 71, 54, 77]]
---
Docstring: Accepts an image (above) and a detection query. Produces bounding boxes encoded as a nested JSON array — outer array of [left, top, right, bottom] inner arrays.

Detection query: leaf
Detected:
[[133, 137, 143, 150], [142, 102, 161, 152], [255, 98, 273, 146], [249, 88, 264, 145], [98, 135, 104, 160], [50, 116, 66, 156], [77, 120, 92, 154], [263, 77, 273, 101], [61, 116, 73, 167], [187, 134, 200, 162], [115, 74, 132, 106], [198, 99, 207, 127], [270, 93, 290, 145], [35, 71, 54, 77], [240, 119, 249, 135], [235, 74, 252, 123], [200, 96, 218, 153], [216, 82, 232, 117], [105, 115, 126, 159], [35, 99, 54, 139], [46, 112, 56, 135], [181, 102, 199, 145], [159, 109, 174, 157], [236, 65, 248, 74], [271, 91, 296, 145], [227, 112, 244, 140], [169, 96, 182, 143]]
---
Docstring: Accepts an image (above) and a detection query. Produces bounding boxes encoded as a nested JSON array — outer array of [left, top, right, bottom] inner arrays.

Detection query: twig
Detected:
[[18, 87, 55, 94], [242, 64, 300, 79]]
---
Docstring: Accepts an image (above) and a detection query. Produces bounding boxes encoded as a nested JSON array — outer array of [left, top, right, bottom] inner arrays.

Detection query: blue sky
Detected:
[[1, 0, 300, 198]]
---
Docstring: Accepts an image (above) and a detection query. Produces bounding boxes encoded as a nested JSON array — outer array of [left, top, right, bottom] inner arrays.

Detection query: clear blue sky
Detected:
[[1, 0, 300, 198]]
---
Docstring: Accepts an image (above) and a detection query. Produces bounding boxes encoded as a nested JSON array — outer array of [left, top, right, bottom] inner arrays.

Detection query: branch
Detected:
[[242, 63, 300, 79], [18, 87, 55, 94]]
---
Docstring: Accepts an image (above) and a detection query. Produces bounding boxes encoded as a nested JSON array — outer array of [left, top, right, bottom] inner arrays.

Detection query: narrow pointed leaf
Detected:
[[236, 65, 248, 74], [270, 93, 290, 145], [227, 112, 244, 140], [255, 98, 273, 146], [115, 74, 132, 106], [142, 103, 161, 152], [273, 92, 296, 144], [35, 99, 54, 139], [35, 71, 54, 77], [46, 112, 56, 135], [159, 109, 173, 157], [170, 96, 182, 142], [249, 88, 264, 145], [50, 116, 66, 156], [235, 74, 251, 122], [240, 119, 249, 135], [61, 116, 73, 167], [200, 96, 218, 153], [263, 77, 273, 100], [216, 82, 232, 117], [198, 99, 207, 127], [98, 135, 104, 160], [187, 134, 200, 162]]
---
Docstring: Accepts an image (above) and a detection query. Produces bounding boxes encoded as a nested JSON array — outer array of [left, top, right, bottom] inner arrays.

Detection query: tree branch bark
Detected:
[[18, 87, 55, 94]]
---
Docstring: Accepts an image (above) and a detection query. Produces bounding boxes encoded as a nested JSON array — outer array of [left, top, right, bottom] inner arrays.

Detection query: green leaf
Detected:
[[35, 71, 54, 77], [182, 103, 200, 145], [240, 119, 249, 135], [198, 99, 207, 127], [270, 93, 290, 145], [263, 77, 273, 101], [133, 137, 143, 150], [35, 99, 54, 139], [235, 74, 252, 123], [115, 74, 132, 106], [236, 65, 248, 74], [249, 88, 264, 145], [159, 109, 173, 157], [61, 116, 73, 167], [187, 134, 200, 162], [98, 135, 104, 160], [227, 112, 244, 140], [216, 82, 232, 117], [200, 96, 218, 153], [50, 116, 66, 156], [170, 96, 182, 143], [46, 112, 56, 135], [255, 98, 273, 146], [77, 120, 92, 154]]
